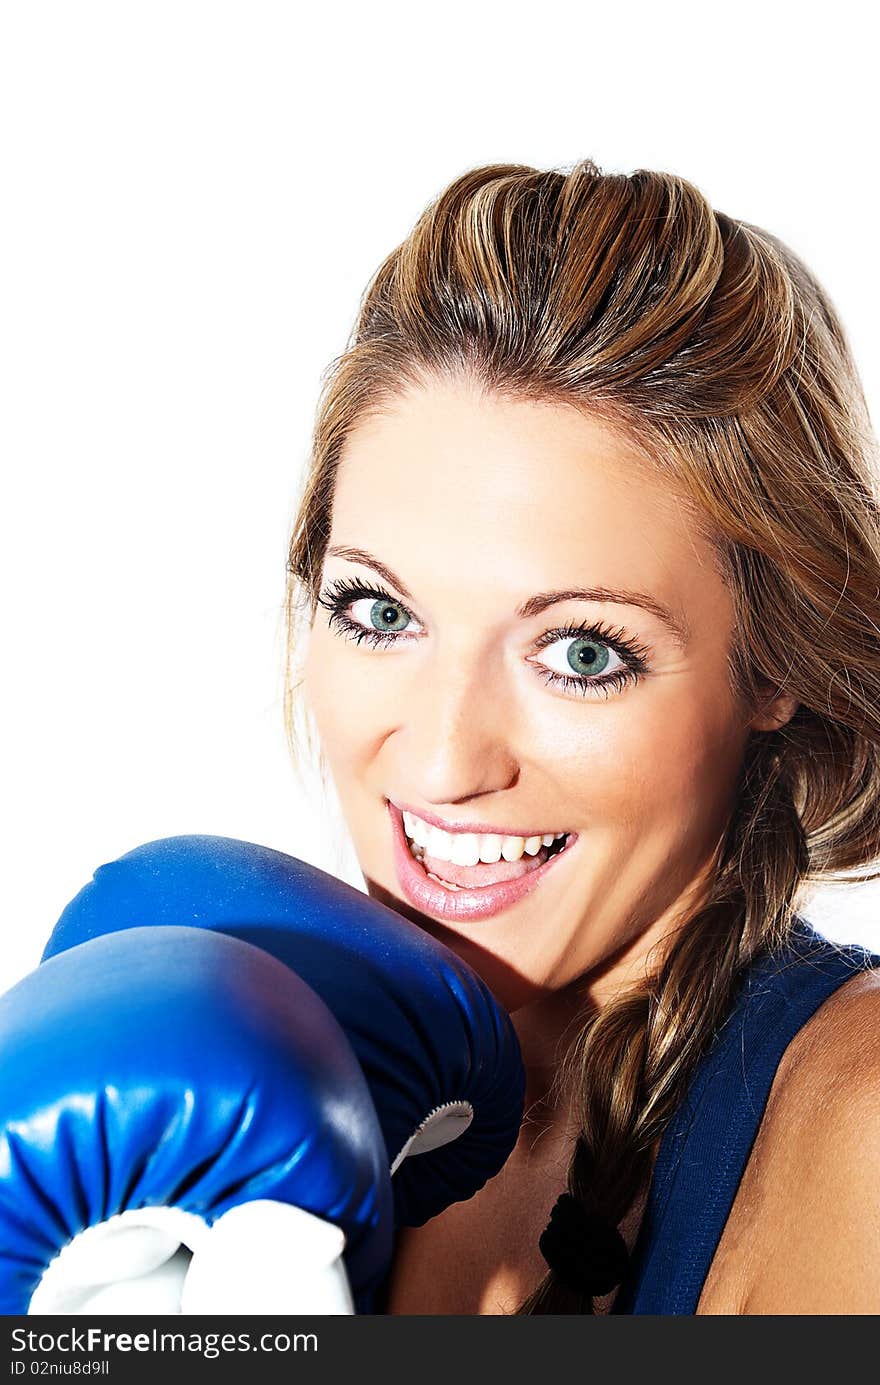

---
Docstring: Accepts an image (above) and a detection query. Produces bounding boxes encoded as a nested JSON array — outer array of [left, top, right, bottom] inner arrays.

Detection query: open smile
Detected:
[[386, 800, 578, 922]]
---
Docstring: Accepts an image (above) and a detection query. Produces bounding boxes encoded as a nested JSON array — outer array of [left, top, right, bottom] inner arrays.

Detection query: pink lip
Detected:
[[388, 798, 566, 840], [386, 800, 578, 922]]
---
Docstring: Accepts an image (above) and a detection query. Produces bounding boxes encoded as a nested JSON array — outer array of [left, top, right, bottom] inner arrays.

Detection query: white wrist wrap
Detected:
[[29, 1201, 353, 1315]]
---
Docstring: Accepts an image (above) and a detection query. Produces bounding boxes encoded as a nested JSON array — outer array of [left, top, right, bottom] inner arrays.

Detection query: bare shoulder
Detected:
[[741, 961, 880, 1314], [772, 960, 880, 1100]]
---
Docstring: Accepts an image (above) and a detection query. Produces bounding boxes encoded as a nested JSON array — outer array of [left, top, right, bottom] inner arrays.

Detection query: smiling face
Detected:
[[302, 376, 784, 1012]]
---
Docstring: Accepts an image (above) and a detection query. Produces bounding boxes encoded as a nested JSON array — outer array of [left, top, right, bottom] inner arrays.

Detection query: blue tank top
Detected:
[[612, 916, 880, 1314]]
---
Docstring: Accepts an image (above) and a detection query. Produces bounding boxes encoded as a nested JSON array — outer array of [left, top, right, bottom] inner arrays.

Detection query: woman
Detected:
[[284, 158, 880, 1314]]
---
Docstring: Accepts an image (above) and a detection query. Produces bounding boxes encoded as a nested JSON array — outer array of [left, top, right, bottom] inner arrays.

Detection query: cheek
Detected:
[[302, 629, 395, 777], [302, 629, 353, 755], [554, 684, 746, 841]]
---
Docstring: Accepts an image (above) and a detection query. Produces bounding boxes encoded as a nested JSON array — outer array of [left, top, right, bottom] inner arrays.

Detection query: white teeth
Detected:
[[401, 809, 568, 866], [426, 825, 453, 859], [449, 833, 482, 868], [478, 835, 503, 864], [408, 814, 431, 848], [500, 836, 525, 862]]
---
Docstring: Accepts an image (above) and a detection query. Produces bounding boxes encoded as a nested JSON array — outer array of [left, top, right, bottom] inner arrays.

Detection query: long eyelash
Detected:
[[316, 577, 413, 648], [532, 665, 635, 699], [526, 620, 651, 698], [531, 619, 649, 698], [316, 577, 652, 695], [533, 619, 652, 672]]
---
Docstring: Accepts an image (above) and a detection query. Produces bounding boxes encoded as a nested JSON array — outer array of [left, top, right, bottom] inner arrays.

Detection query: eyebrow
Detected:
[[325, 545, 691, 648]]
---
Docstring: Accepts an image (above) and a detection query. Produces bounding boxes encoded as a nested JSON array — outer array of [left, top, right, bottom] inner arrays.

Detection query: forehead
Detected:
[[330, 378, 721, 611]]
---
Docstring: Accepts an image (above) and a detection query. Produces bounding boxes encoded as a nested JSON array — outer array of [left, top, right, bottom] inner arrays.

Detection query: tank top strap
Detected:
[[613, 917, 880, 1315]]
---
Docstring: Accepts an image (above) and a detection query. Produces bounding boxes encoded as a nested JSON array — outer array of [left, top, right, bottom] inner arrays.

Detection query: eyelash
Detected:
[[316, 577, 652, 699]]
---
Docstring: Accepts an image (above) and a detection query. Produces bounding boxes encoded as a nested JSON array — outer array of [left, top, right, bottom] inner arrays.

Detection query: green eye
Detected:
[[538, 635, 620, 682], [530, 619, 650, 698], [565, 638, 612, 677], [367, 599, 411, 634]]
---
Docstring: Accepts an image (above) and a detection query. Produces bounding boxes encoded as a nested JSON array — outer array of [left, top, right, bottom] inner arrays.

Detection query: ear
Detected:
[[749, 684, 800, 733]]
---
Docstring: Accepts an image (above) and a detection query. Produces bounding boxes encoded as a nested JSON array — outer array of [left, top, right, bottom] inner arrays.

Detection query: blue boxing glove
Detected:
[[0, 926, 393, 1315], [44, 835, 526, 1234]]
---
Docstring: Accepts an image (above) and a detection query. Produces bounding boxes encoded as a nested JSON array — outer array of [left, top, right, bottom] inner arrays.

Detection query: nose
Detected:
[[393, 650, 520, 806]]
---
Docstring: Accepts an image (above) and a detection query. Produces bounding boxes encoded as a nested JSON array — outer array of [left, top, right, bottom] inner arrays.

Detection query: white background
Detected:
[[2, 0, 878, 994]]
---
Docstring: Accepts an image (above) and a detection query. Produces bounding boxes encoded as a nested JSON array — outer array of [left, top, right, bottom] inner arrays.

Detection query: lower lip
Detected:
[[386, 801, 578, 922]]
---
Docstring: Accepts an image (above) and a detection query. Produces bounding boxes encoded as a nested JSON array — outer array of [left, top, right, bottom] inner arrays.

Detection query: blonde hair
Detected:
[[284, 158, 880, 1312]]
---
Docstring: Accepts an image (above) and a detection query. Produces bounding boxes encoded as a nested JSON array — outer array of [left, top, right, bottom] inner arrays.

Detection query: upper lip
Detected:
[[388, 798, 572, 840]]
